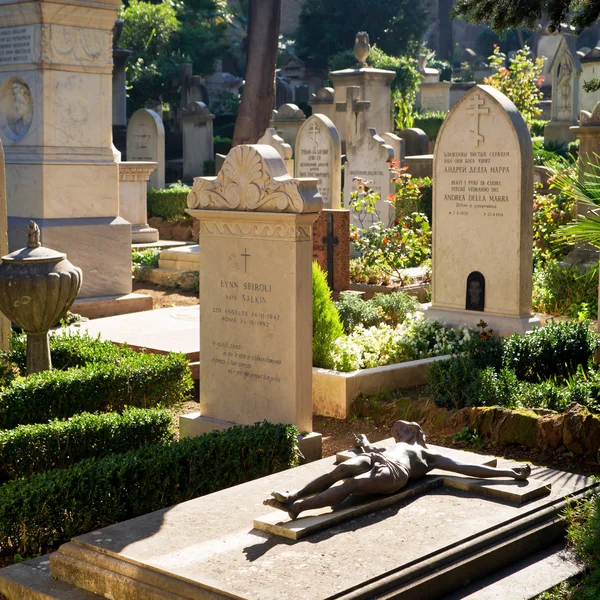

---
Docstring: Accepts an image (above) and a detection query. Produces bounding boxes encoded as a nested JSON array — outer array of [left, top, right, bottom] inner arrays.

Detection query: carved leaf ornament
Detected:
[[580, 101, 600, 126], [187, 145, 321, 214]]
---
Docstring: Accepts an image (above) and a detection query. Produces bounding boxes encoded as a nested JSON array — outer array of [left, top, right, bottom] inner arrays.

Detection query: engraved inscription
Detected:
[[0, 26, 34, 65], [441, 150, 511, 219]]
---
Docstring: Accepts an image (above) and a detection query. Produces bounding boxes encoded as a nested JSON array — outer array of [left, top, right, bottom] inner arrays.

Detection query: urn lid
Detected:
[[1, 221, 66, 264]]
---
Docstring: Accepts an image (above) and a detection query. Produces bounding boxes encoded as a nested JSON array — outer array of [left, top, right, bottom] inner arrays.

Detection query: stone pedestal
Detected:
[[329, 66, 395, 148], [186, 144, 322, 434], [118, 161, 158, 243], [181, 101, 214, 182], [0, 0, 132, 300]]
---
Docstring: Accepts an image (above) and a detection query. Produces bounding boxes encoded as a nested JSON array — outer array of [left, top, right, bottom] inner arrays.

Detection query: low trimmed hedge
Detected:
[[413, 112, 446, 140], [147, 182, 191, 220], [0, 422, 299, 557], [0, 408, 174, 481], [0, 352, 192, 430]]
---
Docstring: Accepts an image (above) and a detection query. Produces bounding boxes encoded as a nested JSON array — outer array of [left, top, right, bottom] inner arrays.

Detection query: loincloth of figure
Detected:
[[362, 451, 410, 493]]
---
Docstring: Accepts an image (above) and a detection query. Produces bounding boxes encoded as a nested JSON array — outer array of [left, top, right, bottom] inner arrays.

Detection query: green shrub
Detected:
[[0, 422, 298, 557], [427, 355, 484, 410], [414, 177, 433, 224], [529, 119, 548, 137], [503, 320, 598, 383], [132, 248, 161, 268], [532, 260, 598, 317], [371, 292, 419, 326], [312, 262, 344, 369], [413, 111, 446, 140], [147, 182, 190, 220], [202, 159, 216, 175], [0, 408, 174, 481], [213, 135, 232, 155], [336, 291, 382, 334], [0, 351, 192, 430]]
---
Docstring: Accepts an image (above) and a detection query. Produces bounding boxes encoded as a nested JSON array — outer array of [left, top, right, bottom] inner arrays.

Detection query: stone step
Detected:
[[158, 245, 199, 272]]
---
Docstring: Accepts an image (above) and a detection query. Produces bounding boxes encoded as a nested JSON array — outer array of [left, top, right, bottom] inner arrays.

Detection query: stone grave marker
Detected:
[[398, 128, 429, 156], [181, 101, 215, 181], [381, 131, 404, 164], [271, 103, 306, 154], [309, 86, 336, 125], [312, 209, 350, 293], [127, 108, 165, 189], [427, 85, 539, 334], [258, 127, 293, 174], [344, 127, 394, 228], [295, 113, 341, 209], [544, 34, 582, 145], [185, 144, 322, 434]]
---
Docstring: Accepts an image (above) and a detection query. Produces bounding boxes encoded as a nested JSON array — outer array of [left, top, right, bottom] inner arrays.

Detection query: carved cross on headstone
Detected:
[[308, 121, 321, 147], [465, 93, 489, 147], [336, 86, 370, 149], [322, 213, 339, 290]]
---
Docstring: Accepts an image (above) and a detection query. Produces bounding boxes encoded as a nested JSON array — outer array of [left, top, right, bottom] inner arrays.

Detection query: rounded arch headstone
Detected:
[[295, 113, 341, 209], [427, 84, 539, 334]]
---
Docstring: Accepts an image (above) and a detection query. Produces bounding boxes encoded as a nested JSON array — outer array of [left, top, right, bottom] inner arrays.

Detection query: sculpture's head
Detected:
[[391, 420, 427, 448]]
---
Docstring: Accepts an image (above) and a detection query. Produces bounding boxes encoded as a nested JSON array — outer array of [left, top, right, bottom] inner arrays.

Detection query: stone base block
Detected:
[[425, 306, 541, 337], [71, 293, 153, 320], [180, 412, 322, 462], [131, 225, 159, 244], [158, 244, 199, 272], [544, 120, 577, 145], [405, 154, 433, 178], [8, 217, 132, 299], [297, 432, 322, 463]]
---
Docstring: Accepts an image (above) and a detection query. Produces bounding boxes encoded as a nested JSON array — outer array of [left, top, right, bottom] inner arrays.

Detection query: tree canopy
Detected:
[[454, 0, 600, 33], [294, 0, 429, 69], [119, 0, 230, 113]]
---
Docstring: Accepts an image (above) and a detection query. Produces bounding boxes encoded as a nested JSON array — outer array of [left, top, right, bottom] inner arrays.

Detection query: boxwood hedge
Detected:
[[0, 422, 299, 557], [0, 408, 174, 481]]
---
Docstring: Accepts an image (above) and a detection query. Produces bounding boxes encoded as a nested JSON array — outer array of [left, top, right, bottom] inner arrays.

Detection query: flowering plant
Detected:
[[485, 45, 545, 125]]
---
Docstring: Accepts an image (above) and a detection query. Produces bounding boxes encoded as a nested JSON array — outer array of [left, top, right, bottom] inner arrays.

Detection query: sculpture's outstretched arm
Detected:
[[429, 452, 531, 481], [353, 433, 386, 454]]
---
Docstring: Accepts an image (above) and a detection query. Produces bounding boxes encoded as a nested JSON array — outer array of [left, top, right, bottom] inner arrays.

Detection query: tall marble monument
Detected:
[[0, 0, 132, 300]]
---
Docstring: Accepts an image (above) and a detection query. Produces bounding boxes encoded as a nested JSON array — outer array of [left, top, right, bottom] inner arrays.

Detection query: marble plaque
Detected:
[[0, 26, 34, 66]]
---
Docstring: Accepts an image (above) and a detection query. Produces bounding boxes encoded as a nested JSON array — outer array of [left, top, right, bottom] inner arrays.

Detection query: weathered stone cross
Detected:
[[336, 86, 370, 149], [466, 93, 490, 147], [308, 121, 321, 146]]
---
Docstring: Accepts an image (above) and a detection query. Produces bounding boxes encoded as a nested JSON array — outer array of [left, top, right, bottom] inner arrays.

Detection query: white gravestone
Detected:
[[184, 144, 322, 434], [271, 103, 306, 155], [258, 127, 293, 175], [426, 85, 540, 335], [344, 128, 394, 228], [127, 108, 165, 189], [295, 114, 341, 209], [381, 131, 405, 165], [181, 101, 215, 181]]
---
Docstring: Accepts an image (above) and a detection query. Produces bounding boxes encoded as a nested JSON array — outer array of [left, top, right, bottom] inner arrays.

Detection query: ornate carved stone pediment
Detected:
[[187, 144, 321, 214]]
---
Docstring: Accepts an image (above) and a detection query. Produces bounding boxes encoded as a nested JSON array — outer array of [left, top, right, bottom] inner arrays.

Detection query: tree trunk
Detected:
[[232, 0, 281, 147]]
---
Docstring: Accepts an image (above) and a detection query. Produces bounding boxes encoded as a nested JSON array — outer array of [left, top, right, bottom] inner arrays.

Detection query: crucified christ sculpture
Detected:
[[264, 421, 531, 520]]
